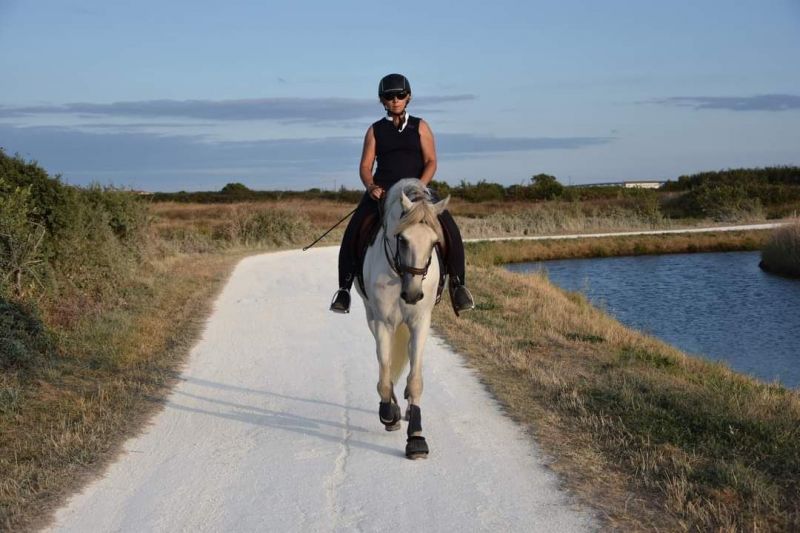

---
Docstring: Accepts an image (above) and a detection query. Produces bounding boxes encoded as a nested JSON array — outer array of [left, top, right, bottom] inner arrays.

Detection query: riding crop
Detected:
[[302, 206, 358, 251]]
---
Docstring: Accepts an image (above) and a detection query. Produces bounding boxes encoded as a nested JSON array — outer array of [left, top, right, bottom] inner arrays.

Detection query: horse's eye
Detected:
[[398, 235, 406, 244]]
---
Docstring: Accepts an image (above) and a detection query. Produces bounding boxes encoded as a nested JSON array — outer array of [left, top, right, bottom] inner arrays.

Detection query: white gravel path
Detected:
[[47, 246, 595, 533]]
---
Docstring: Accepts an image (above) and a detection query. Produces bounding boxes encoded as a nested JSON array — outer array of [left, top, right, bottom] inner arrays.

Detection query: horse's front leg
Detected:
[[404, 316, 431, 459], [372, 321, 401, 431]]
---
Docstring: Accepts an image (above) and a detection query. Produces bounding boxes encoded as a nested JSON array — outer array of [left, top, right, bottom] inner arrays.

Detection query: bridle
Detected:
[[383, 230, 432, 280], [381, 203, 433, 280]]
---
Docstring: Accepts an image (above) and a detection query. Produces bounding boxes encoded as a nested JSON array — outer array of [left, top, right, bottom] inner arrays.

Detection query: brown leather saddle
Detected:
[[354, 210, 448, 303]]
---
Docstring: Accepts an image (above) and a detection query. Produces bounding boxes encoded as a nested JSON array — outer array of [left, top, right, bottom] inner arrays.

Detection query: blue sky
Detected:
[[1, 0, 798, 191]]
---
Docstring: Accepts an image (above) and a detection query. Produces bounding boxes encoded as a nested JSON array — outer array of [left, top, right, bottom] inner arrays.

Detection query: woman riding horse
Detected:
[[330, 73, 474, 315]]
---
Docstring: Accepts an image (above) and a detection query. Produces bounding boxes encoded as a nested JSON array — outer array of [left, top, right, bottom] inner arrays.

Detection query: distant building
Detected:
[[623, 180, 664, 189], [577, 180, 664, 189]]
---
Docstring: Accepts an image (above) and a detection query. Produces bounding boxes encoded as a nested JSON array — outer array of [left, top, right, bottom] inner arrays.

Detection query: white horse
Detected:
[[356, 178, 449, 460]]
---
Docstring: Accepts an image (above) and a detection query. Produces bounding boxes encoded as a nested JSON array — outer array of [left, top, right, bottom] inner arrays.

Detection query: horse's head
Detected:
[[392, 189, 449, 305]]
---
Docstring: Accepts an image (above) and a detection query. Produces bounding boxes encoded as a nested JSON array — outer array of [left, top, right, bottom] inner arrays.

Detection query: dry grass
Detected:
[[467, 230, 771, 267], [0, 252, 244, 531], [146, 200, 353, 258], [149, 199, 352, 238], [432, 262, 800, 531]]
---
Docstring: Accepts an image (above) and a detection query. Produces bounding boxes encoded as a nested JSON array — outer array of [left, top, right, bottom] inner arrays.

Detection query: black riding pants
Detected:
[[337, 193, 466, 289]]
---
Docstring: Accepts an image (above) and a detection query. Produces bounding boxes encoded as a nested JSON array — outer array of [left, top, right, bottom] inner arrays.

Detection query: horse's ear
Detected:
[[433, 195, 450, 215], [401, 191, 414, 212]]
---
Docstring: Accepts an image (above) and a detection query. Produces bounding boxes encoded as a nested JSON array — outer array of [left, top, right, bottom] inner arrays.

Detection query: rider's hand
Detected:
[[368, 185, 384, 200]]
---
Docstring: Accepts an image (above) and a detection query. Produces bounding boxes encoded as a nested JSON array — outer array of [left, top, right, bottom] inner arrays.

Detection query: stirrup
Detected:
[[449, 282, 475, 317], [329, 288, 351, 314]]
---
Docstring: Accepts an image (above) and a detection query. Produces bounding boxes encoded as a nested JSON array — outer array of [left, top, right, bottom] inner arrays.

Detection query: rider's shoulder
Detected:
[[416, 117, 433, 134]]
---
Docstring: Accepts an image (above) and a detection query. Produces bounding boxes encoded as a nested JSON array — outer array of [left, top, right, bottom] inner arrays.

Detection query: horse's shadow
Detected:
[[168, 378, 404, 459]]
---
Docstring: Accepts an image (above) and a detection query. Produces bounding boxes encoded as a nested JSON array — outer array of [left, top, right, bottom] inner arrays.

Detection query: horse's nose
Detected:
[[401, 291, 424, 304]]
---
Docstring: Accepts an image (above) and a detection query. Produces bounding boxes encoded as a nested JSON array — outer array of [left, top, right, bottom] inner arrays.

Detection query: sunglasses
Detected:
[[381, 91, 409, 101]]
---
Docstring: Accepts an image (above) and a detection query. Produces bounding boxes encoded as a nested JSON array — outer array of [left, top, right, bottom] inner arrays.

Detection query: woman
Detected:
[[330, 73, 474, 315]]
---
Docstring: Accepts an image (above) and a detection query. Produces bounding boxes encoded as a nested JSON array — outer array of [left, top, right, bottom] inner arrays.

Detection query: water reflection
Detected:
[[507, 251, 800, 389]]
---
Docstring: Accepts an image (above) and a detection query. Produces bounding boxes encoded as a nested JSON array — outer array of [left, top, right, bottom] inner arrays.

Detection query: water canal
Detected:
[[506, 251, 800, 389]]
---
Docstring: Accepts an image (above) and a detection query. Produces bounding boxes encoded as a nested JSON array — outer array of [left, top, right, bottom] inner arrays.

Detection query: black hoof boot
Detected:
[[329, 288, 351, 314], [379, 401, 402, 431], [449, 280, 475, 317], [405, 404, 429, 459], [405, 436, 429, 459]]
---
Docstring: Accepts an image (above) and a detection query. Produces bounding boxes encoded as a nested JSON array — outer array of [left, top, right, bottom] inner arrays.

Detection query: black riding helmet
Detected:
[[378, 73, 411, 97]]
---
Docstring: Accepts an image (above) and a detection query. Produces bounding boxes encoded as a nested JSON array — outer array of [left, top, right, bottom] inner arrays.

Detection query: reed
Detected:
[[760, 221, 800, 277]]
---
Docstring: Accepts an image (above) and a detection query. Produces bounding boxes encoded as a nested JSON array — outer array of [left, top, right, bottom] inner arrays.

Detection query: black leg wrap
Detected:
[[379, 401, 401, 429], [405, 435, 429, 459], [407, 404, 422, 436]]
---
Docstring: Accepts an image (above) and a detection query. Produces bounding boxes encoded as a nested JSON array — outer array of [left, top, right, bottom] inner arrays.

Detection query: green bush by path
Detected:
[[0, 150, 148, 305]]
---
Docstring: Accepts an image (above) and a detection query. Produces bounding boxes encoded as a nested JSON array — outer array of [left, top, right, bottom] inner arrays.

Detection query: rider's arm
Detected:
[[359, 126, 382, 199], [418, 119, 437, 186]]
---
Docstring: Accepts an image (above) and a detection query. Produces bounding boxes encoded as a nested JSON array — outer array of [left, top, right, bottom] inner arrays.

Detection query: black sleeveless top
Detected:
[[372, 115, 424, 188]]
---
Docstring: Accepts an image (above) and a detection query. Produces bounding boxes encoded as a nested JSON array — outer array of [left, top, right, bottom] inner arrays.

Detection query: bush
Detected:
[[454, 180, 505, 202], [0, 297, 54, 369], [0, 150, 149, 303], [761, 222, 800, 277], [680, 183, 764, 221], [221, 182, 252, 195], [0, 179, 46, 298], [529, 173, 564, 200], [428, 179, 452, 198]]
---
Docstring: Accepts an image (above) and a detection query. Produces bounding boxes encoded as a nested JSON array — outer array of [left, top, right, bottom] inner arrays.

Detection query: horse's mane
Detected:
[[388, 179, 444, 243]]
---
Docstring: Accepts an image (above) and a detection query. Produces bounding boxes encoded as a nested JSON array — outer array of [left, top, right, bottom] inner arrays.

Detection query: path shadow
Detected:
[[174, 390, 371, 433], [167, 399, 405, 459], [182, 376, 374, 415]]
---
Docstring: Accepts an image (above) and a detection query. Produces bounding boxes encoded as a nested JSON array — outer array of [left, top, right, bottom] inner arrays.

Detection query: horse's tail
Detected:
[[390, 323, 410, 385]]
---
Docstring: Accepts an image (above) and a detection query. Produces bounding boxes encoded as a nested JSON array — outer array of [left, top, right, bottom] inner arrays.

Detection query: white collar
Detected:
[[385, 111, 409, 132]]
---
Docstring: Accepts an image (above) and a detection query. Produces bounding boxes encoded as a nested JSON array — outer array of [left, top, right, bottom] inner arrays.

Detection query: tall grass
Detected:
[[454, 202, 667, 238], [760, 221, 800, 277]]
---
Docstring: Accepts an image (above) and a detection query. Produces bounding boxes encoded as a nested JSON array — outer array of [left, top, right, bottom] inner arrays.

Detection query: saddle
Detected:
[[354, 210, 448, 304]]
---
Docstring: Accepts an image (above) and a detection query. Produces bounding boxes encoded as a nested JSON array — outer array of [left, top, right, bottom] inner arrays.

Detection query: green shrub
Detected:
[[0, 297, 54, 369], [681, 183, 764, 221], [0, 150, 149, 303], [454, 179, 506, 202], [0, 179, 47, 298]]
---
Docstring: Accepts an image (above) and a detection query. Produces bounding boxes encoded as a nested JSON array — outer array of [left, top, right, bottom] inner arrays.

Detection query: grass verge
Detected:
[[466, 230, 770, 267], [1, 251, 242, 531], [432, 252, 800, 530]]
